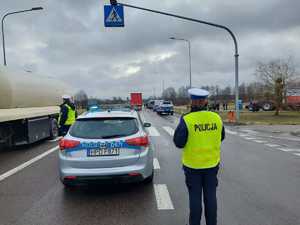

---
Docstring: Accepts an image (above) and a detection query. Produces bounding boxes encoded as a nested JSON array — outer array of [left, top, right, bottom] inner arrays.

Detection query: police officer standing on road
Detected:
[[59, 95, 77, 136], [173, 88, 225, 225]]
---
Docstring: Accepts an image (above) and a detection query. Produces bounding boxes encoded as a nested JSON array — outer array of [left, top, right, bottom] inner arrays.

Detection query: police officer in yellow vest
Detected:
[[59, 95, 76, 136], [173, 88, 225, 225]]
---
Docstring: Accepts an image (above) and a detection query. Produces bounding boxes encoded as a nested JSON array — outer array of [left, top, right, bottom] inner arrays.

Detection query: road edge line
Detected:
[[0, 146, 59, 182]]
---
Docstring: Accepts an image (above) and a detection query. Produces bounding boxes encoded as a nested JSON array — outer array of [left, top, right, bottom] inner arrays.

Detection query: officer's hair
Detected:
[[191, 99, 208, 106]]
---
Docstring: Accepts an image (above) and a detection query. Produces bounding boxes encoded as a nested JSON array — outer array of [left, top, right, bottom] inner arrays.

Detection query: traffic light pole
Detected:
[[111, 1, 240, 121]]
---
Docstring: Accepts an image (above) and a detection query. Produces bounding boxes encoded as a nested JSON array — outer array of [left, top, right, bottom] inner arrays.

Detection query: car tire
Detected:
[[170, 112, 174, 115], [62, 180, 76, 189], [262, 102, 272, 111], [143, 171, 154, 184], [49, 118, 59, 140]]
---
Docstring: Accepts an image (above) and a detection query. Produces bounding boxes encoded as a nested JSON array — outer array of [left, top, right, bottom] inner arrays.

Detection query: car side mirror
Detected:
[[143, 122, 151, 128]]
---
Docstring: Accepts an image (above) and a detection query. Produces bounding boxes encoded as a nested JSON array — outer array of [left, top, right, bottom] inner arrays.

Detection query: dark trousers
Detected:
[[59, 125, 71, 136], [184, 165, 219, 225]]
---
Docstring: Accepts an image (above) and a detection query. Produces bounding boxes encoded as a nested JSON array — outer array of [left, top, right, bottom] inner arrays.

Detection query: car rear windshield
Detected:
[[69, 117, 139, 139], [163, 101, 171, 104]]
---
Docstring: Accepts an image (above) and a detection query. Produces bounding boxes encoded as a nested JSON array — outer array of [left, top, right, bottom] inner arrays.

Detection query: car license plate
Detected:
[[87, 148, 120, 157]]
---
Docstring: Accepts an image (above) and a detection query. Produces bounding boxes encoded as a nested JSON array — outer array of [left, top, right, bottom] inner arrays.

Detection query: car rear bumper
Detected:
[[157, 110, 174, 113], [59, 150, 153, 184], [62, 173, 144, 185]]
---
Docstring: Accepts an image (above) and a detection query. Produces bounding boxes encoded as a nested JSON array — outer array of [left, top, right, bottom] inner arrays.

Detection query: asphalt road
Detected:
[[0, 110, 299, 225]]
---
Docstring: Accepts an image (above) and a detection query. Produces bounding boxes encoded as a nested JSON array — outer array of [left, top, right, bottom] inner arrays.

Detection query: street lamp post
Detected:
[[111, 0, 240, 121], [170, 37, 192, 88], [1, 7, 43, 66]]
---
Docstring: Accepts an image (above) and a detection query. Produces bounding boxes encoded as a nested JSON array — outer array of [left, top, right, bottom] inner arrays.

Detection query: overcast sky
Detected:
[[1, 0, 300, 98]]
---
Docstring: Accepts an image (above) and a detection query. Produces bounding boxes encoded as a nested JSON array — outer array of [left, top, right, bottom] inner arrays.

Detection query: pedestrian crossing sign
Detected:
[[104, 5, 124, 27]]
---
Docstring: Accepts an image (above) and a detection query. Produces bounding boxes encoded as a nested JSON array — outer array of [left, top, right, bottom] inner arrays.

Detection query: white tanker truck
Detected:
[[0, 66, 72, 148]]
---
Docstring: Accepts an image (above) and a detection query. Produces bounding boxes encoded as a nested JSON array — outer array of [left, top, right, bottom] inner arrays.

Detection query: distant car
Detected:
[[246, 101, 275, 111], [153, 100, 163, 112], [59, 109, 154, 187], [246, 101, 260, 112], [156, 100, 174, 115], [146, 100, 155, 109]]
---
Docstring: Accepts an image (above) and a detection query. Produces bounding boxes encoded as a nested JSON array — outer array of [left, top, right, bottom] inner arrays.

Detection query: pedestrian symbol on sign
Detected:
[[106, 7, 122, 23], [104, 5, 124, 27]]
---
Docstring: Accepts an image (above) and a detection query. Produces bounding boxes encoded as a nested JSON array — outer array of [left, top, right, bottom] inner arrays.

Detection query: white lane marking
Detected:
[[0, 146, 59, 182], [265, 144, 281, 148], [154, 184, 174, 210], [163, 126, 175, 136], [241, 129, 258, 134], [153, 158, 160, 170], [146, 127, 160, 137], [253, 140, 267, 143], [278, 148, 300, 152], [225, 129, 237, 135], [239, 134, 249, 137], [48, 137, 62, 142], [294, 153, 300, 157], [244, 137, 257, 140]]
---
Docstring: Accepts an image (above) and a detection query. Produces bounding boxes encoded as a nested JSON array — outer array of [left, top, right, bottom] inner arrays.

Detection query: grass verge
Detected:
[[174, 106, 300, 125]]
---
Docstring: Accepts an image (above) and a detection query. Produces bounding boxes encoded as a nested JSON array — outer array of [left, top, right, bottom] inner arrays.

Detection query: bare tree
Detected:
[[74, 90, 88, 109], [256, 57, 296, 115], [162, 87, 177, 101], [177, 86, 189, 99], [274, 78, 284, 115], [219, 86, 232, 102], [177, 86, 189, 105], [239, 83, 247, 101]]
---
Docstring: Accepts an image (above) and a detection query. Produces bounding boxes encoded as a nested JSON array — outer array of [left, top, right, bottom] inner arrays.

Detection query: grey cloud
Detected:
[[0, 0, 300, 98]]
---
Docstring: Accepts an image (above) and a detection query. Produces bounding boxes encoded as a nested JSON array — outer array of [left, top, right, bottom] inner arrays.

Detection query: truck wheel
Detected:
[[49, 118, 59, 139]]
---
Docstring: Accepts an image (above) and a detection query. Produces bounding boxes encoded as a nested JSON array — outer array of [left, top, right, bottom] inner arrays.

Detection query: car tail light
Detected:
[[59, 139, 80, 150], [128, 172, 140, 177], [64, 176, 77, 180], [126, 136, 149, 147]]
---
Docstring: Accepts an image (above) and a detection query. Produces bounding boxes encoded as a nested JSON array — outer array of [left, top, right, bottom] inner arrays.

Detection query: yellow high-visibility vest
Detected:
[[59, 104, 76, 126], [182, 111, 223, 169]]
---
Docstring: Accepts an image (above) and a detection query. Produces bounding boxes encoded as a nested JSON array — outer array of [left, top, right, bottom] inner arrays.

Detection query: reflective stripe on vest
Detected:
[[59, 104, 76, 126], [182, 111, 222, 169]]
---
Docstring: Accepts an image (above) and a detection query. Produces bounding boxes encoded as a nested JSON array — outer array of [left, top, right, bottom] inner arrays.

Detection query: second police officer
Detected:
[[58, 95, 77, 136], [173, 88, 225, 225]]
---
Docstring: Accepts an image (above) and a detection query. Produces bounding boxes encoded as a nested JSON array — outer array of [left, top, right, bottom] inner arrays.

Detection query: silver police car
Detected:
[[58, 109, 153, 187]]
